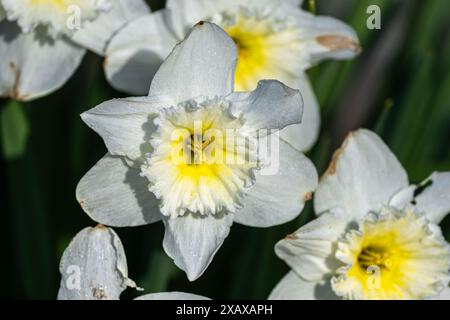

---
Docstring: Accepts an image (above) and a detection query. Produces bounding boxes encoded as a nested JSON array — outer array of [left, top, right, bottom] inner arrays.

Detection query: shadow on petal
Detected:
[[109, 49, 164, 95]]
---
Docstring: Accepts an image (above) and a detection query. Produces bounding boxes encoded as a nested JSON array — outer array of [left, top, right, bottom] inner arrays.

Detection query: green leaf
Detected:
[[374, 98, 394, 135], [6, 154, 54, 298], [139, 250, 179, 293], [1, 101, 30, 159], [388, 54, 433, 166], [308, 0, 316, 13]]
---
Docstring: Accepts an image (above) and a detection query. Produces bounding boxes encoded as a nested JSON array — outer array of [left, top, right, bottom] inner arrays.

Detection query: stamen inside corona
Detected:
[[331, 207, 450, 300], [141, 99, 257, 218]]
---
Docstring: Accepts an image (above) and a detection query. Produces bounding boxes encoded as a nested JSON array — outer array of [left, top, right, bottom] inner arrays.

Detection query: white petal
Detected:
[[0, 21, 85, 101], [314, 129, 409, 220], [76, 154, 161, 227], [81, 95, 172, 160], [165, 0, 233, 38], [247, 0, 303, 10], [70, 0, 150, 55], [104, 11, 178, 94], [135, 292, 210, 300], [434, 287, 450, 300], [388, 173, 450, 224], [279, 75, 320, 152], [389, 185, 416, 210], [268, 271, 336, 300], [149, 21, 237, 103], [286, 0, 303, 6], [234, 140, 318, 227], [228, 80, 303, 133], [414, 172, 450, 224], [293, 10, 360, 68], [165, 0, 302, 39], [58, 226, 137, 300], [275, 210, 348, 281], [162, 212, 234, 281]]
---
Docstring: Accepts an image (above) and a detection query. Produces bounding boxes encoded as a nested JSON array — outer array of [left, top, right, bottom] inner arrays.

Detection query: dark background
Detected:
[[1, 0, 449, 299]]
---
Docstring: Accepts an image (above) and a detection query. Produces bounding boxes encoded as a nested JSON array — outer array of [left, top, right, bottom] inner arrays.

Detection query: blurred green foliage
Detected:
[[1, 0, 449, 299], [1, 101, 29, 159]]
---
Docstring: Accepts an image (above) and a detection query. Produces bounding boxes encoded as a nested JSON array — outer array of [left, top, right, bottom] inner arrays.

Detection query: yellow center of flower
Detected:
[[219, 12, 302, 91], [357, 245, 393, 270], [29, 0, 67, 11], [141, 100, 256, 218], [332, 207, 450, 300]]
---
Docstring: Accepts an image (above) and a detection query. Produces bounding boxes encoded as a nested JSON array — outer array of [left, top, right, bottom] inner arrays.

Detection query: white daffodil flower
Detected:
[[57, 225, 206, 300], [270, 129, 450, 300], [58, 225, 138, 300], [77, 22, 318, 281], [104, 0, 360, 152], [0, 0, 149, 101]]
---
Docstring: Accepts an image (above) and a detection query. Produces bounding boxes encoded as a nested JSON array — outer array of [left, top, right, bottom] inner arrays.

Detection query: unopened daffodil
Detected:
[[58, 225, 208, 300]]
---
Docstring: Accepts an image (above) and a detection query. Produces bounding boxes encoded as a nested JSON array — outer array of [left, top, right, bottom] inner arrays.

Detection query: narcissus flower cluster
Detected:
[[47, 1, 450, 301]]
